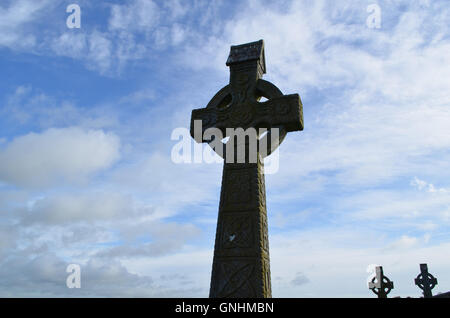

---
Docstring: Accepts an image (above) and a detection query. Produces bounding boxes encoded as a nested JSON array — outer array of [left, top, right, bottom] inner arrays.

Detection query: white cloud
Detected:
[[23, 192, 134, 225], [0, 253, 158, 297], [0, 0, 51, 49], [51, 32, 87, 59], [0, 225, 17, 258], [87, 31, 113, 74], [0, 0, 220, 75], [1, 86, 118, 130], [411, 177, 450, 197], [291, 272, 310, 286], [110, 151, 223, 218], [95, 221, 201, 258], [387, 235, 419, 250], [0, 127, 120, 188], [122, 248, 213, 297], [108, 0, 160, 32], [411, 177, 428, 191]]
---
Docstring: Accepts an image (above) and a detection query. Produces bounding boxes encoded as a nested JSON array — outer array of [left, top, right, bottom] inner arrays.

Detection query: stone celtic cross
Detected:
[[415, 263, 438, 298], [369, 266, 394, 298], [190, 40, 303, 298]]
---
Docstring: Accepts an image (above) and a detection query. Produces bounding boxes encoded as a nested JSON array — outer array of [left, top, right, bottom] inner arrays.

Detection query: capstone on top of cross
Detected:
[[226, 39, 266, 74]]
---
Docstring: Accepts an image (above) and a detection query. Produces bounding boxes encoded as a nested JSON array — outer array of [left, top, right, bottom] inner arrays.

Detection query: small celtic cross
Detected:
[[369, 266, 394, 298], [415, 263, 438, 298]]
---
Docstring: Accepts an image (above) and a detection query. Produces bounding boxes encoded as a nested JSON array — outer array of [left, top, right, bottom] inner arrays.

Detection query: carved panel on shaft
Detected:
[[210, 158, 271, 298]]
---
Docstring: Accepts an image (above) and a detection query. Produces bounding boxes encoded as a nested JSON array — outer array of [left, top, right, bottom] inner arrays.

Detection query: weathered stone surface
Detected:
[[190, 40, 304, 298]]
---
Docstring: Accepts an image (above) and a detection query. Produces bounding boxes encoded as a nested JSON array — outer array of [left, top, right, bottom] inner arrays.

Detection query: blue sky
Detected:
[[0, 0, 450, 297]]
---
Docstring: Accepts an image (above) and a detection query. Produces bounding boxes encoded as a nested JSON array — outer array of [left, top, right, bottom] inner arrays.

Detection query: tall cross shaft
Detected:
[[190, 40, 303, 298]]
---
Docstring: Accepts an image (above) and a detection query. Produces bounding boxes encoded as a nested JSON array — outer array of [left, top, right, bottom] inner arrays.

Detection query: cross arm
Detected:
[[190, 91, 303, 144], [255, 94, 304, 132], [190, 107, 218, 143]]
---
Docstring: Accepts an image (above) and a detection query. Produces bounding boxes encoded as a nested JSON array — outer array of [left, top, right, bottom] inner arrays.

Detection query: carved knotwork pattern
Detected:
[[234, 73, 250, 104], [230, 105, 253, 127], [224, 169, 251, 205], [277, 102, 291, 115], [256, 103, 269, 117], [217, 110, 229, 124], [213, 259, 257, 298]]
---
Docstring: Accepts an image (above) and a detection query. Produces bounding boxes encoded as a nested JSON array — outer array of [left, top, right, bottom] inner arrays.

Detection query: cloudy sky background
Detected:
[[0, 0, 449, 297]]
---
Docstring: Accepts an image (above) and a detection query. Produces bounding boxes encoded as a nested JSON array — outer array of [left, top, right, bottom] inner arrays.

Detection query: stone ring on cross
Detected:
[[190, 40, 303, 162], [202, 79, 293, 159], [370, 275, 394, 297]]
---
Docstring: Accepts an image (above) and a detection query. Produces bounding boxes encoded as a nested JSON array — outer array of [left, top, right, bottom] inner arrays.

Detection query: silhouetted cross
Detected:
[[415, 263, 437, 298], [369, 266, 394, 298]]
